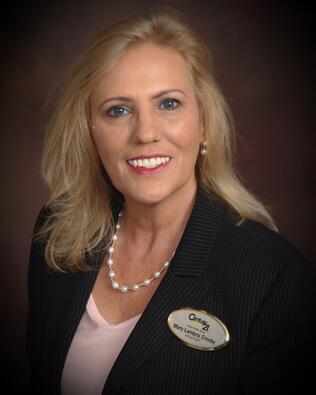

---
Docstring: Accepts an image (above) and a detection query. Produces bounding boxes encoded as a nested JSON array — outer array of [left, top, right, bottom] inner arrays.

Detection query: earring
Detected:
[[200, 141, 207, 156]]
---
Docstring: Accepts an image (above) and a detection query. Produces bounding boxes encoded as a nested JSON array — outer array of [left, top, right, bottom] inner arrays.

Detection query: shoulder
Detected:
[[26, 205, 58, 363], [206, 201, 316, 310], [28, 204, 55, 280], [239, 218, 303, 261], [32, 203, 53, 234], [233, 216, 315, 290], [217, 208, 312, 273], [30, 203, 52, 258], [195, 188, 315, 290]]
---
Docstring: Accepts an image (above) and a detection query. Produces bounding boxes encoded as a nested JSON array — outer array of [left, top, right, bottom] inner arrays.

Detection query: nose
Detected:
[[132, 108, 160, 144]]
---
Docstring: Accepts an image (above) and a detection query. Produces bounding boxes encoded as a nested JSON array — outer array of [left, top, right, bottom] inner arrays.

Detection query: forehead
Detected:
[[93, 44, 194, 96]]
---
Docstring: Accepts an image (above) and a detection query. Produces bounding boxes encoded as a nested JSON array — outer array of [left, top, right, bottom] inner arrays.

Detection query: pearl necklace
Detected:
[[106, 210, 174, 293]]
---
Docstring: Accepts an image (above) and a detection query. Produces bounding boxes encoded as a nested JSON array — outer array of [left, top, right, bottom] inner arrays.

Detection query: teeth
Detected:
[[128, 157, 170, 169]]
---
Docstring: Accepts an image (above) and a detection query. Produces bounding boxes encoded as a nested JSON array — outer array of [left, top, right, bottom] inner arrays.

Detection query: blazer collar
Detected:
[[169, 186, 227, 277]]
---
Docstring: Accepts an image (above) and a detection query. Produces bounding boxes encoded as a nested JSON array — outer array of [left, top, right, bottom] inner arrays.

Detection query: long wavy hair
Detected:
[[34, 6, 277, 272]]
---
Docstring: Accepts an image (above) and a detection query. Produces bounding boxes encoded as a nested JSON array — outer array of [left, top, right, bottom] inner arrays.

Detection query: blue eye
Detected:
[[107, 106, 129, 117], [160, 98, 181, 111]]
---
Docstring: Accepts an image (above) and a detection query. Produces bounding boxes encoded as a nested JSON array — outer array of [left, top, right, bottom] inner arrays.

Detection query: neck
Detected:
[[121, 180, 198, 248]]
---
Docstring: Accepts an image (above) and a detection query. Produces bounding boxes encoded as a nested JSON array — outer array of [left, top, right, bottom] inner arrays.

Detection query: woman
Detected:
[[27, 6, 315, 395]]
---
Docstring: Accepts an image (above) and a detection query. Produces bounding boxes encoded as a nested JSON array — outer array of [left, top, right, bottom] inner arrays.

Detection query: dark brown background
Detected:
[[1, 0, 314, 392]]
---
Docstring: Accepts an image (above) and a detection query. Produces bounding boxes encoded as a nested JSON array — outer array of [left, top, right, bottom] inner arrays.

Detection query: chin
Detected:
[[126, 185, 175, 206]]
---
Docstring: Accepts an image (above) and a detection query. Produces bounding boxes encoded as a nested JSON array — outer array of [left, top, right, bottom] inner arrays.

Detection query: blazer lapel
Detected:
[[103, 187, 228, 393]]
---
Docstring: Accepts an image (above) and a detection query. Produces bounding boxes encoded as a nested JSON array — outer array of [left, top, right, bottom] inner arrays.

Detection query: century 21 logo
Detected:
[[188, 313, 209, 331]]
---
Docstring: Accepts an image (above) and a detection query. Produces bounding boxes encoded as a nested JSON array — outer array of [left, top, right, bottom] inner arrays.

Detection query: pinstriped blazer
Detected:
[[26, 187, 315, 394]]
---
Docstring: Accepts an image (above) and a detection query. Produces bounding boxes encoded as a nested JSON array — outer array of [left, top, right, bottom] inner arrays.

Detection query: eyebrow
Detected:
[[100, 89, 186, 107]]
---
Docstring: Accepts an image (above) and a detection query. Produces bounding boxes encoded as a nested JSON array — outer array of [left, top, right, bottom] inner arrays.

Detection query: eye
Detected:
[[107, 105, 129, 118], [160, 98, 181, 111]]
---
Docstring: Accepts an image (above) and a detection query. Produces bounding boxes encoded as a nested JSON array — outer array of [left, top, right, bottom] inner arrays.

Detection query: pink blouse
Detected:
[[61, 293, 141, 395]]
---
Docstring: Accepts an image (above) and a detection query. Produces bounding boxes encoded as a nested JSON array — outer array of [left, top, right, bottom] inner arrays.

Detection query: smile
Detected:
[[127, 156, 171, 175], [127, 156, 170, 168]]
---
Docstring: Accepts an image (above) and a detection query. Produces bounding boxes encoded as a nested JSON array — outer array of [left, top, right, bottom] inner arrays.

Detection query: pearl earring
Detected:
[[200, 141, 207, 156]]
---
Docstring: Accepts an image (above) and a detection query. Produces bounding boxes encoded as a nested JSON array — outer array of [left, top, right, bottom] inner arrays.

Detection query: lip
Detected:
[[127, 162, 170, 175], [127, 156, 171, 176]]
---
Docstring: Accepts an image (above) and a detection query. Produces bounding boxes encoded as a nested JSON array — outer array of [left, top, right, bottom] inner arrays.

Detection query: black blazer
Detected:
[[26, 187, 315, 394]]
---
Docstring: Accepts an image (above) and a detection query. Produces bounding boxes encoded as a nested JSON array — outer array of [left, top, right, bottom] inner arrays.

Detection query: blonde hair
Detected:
[[34, 6, 277, 272]]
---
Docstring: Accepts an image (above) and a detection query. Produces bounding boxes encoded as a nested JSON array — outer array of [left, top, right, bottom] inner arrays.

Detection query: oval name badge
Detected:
[[167, 307, 230, 351]]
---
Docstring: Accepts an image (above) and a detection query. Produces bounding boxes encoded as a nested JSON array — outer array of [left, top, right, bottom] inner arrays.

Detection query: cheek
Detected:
[[170, 114, 201, 153], [90, 129, 121, 175], [91, 127, 120, 156]]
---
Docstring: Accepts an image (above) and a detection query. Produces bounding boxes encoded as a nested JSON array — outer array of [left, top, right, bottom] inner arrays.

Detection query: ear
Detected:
[[88, 121, 96, 135], [88, 121, 98, 153], [199, 127, 205, 144], [198, 114, 205, 143]]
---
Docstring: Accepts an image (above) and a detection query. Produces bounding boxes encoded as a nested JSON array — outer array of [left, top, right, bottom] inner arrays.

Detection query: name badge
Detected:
[[167, 307, 230, 351]]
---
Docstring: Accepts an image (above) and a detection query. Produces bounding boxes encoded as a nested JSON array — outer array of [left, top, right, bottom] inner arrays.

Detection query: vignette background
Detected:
[[1, 0, 314, 391]]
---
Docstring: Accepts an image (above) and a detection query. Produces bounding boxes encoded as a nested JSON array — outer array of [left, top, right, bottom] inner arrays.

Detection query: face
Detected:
[[89, 43, 203, 206]]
